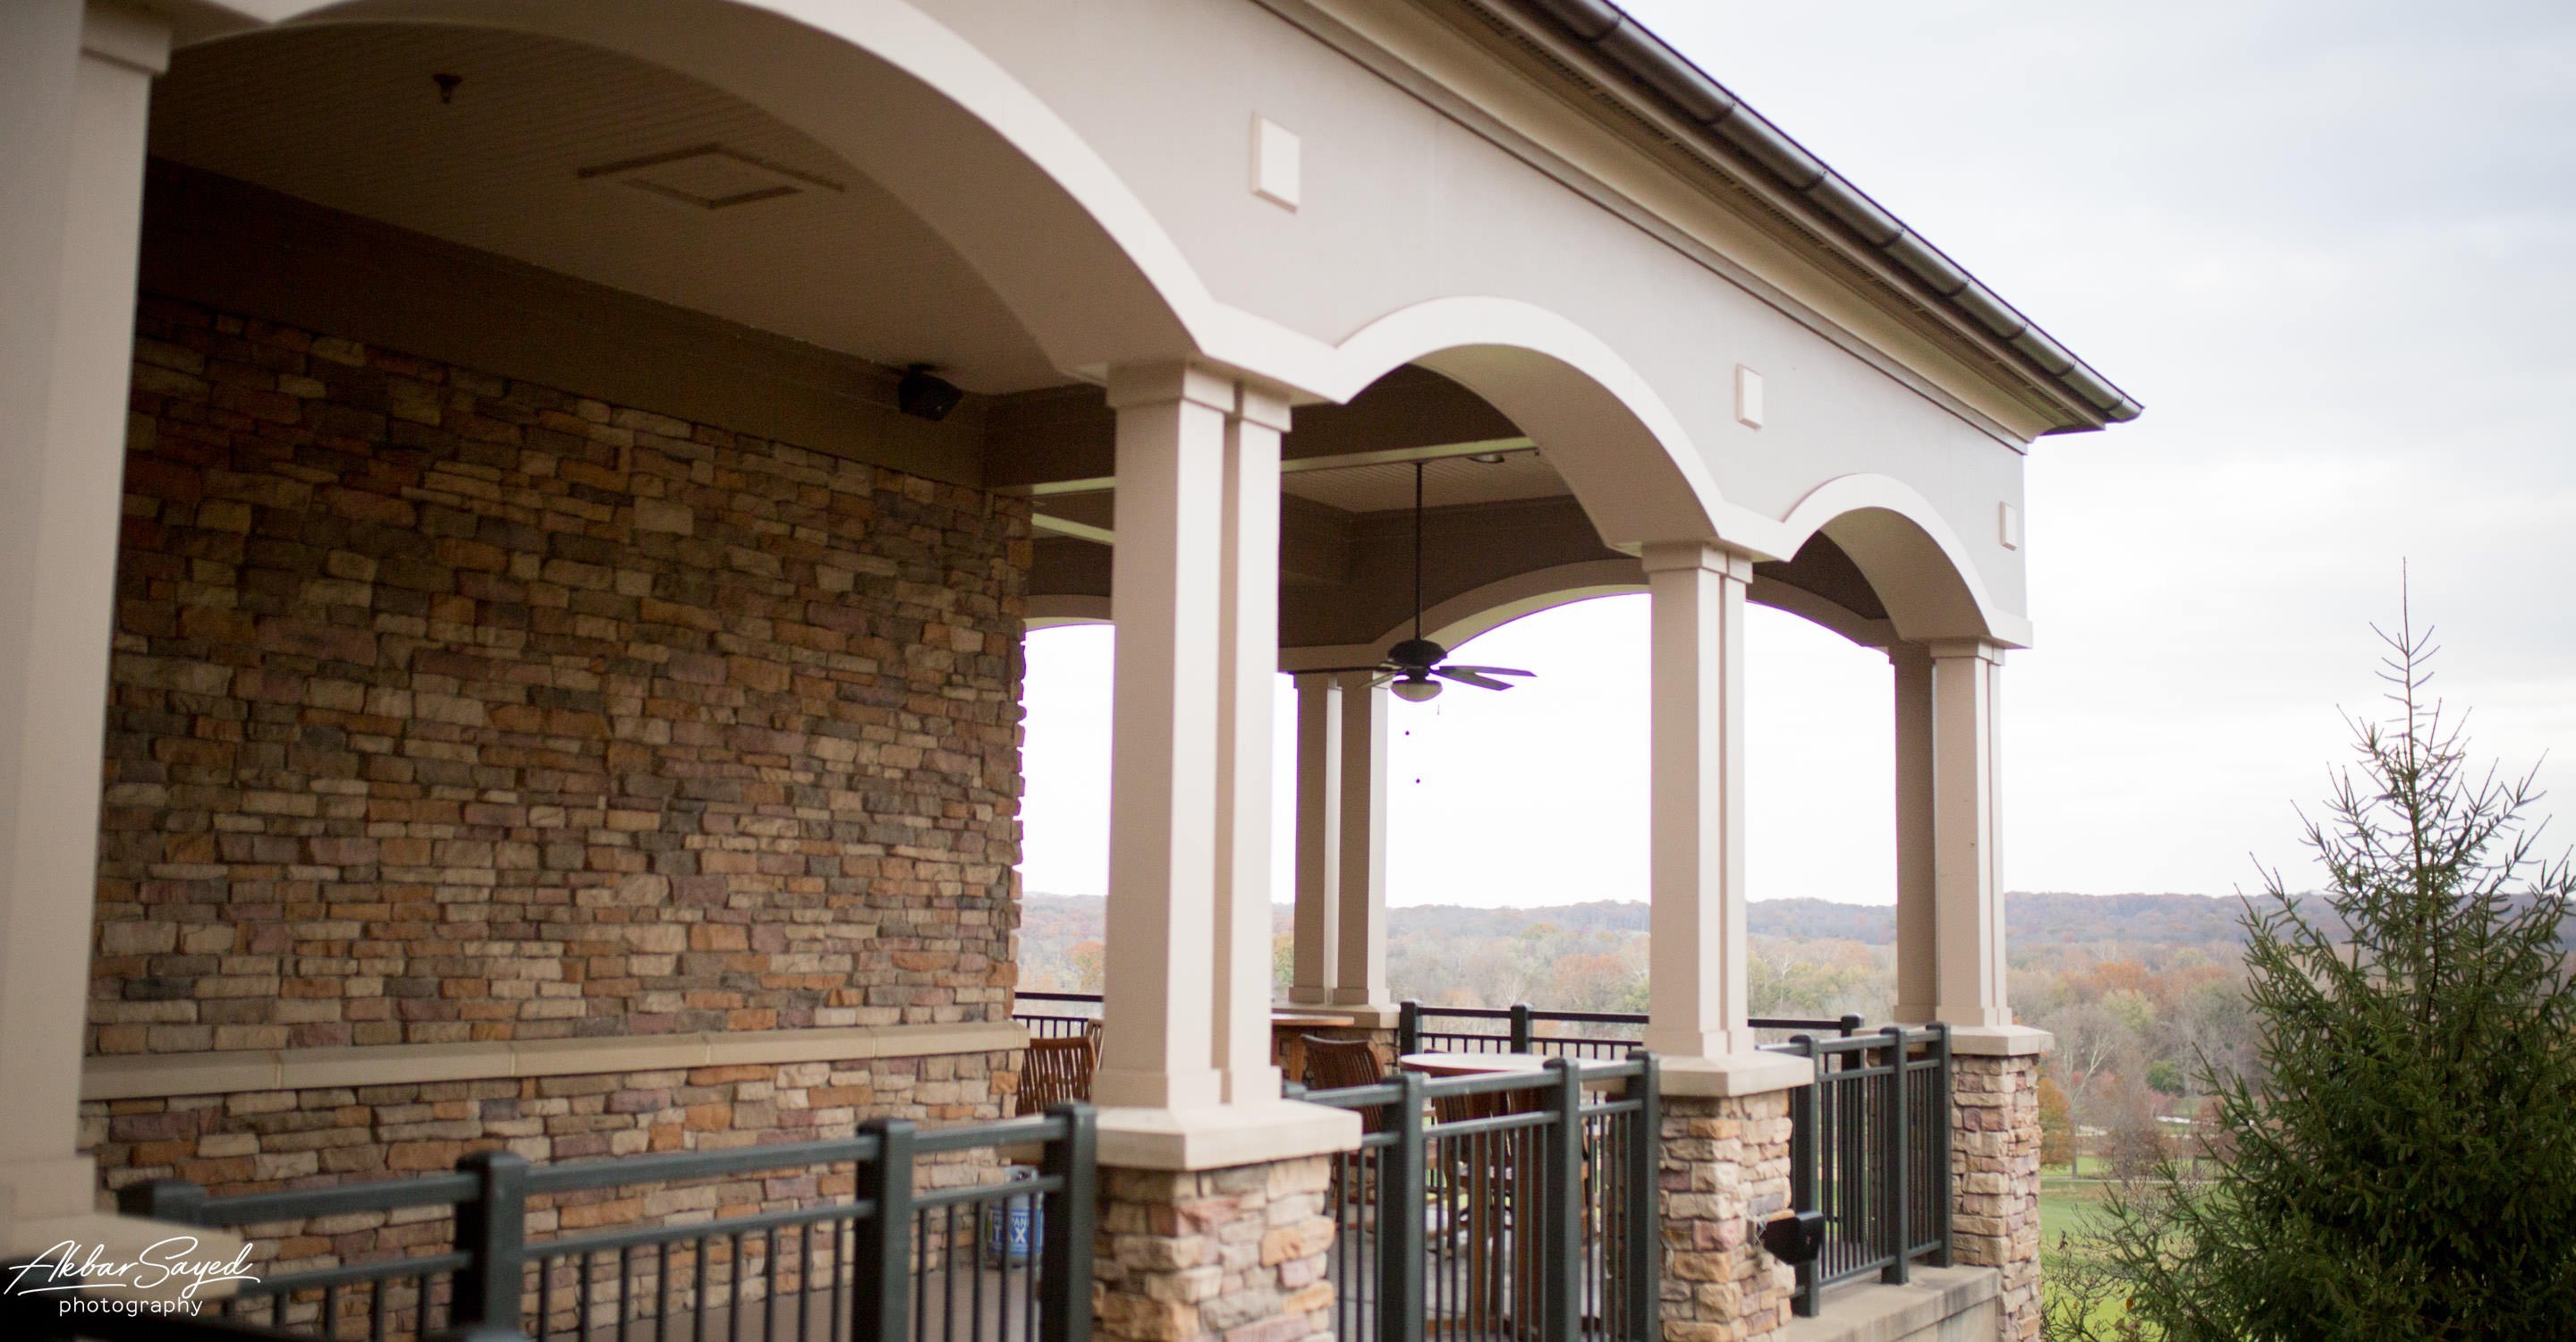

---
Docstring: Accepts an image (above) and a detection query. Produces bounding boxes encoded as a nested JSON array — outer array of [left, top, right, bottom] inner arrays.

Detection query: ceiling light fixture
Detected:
[[1467, 452, 1507, 464], [897, 365, 963, 422]]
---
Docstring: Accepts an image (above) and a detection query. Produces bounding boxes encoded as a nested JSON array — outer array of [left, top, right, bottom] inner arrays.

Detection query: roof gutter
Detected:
[[1487, 0, 2142, 429]]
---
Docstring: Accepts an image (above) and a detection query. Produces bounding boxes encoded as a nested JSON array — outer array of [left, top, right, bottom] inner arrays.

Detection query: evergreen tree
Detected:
[[2104, 594, 2576, 1338]]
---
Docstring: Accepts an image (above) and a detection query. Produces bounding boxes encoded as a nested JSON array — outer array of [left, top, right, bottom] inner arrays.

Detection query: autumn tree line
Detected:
[[1020, 888, 2264, 1174]]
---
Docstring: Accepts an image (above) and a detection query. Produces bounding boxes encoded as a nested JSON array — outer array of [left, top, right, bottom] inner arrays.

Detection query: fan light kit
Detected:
[[1307, 461, 1536, 703]]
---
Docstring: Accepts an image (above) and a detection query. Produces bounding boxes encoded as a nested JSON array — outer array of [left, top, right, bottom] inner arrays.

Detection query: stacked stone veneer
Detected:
[[1952, 1052, 2042, 1342], [1659, 1091, 1794, 1342], [1095, 1158, 1336, 1342], [91, 294, 1028, 1057]]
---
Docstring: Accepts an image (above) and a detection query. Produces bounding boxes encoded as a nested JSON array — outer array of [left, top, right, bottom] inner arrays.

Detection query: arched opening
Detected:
[[88, 0, 1239, 1159]]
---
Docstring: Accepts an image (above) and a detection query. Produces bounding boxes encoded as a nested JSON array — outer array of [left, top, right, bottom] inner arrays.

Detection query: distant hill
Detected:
[[1021, 889, 2270, 949]]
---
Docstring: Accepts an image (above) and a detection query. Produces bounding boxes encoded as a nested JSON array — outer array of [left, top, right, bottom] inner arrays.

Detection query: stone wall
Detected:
[[91, 295, 1030, 1057], [1094, 1158, 1336, 1342], [1659, 1090, 1794, 1342], [1951, 1052, 2041, 1342]]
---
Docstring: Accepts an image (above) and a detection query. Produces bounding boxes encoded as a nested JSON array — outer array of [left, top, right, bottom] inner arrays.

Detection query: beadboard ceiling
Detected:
[[150, 23, 1061, 394]]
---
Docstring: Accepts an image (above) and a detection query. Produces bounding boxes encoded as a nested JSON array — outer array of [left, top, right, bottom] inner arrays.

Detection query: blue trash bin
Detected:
[[987, 1165, 1043, 1264]]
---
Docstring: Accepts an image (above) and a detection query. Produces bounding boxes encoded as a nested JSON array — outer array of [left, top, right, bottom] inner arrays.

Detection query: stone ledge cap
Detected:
[[1946, 1024, 2053, 1057], [1658, 1049, 1814, 1097], [83, 1021, 1030, 1100], [1774, 1265, 2000, 1342], [1092, 1099, 1362, 1171]]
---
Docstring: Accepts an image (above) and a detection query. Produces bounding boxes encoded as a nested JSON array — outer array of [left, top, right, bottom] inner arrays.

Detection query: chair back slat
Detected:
[[1017, 1034, 1096, 1115], [1302, 1036, 1393, 1132]]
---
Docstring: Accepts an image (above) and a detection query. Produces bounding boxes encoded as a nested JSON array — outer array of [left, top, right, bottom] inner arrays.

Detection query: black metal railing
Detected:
[[1298, 1054, 1659, 1342], [1783, 1024, 1952, 1315], [1010, 995, 1863, 1060], [1011, 990, 1104, 1040], [91, 1106, 1097, 1342], [1394, 1001, 1867, 1059]]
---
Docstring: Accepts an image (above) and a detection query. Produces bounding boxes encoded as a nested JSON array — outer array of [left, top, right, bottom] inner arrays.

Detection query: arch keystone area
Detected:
[[1325, 298, 1749, 550], [1779, 474, 2028, 646]]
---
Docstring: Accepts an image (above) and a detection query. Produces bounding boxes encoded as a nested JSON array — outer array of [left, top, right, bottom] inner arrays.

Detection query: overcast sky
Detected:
[[1020, 0, 2576, 907]]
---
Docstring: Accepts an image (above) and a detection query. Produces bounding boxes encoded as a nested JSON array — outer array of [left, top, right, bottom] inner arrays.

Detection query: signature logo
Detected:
[[4, 1237, 258, 1304]]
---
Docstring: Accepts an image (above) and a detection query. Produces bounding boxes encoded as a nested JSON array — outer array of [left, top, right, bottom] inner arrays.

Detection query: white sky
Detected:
[[1019, 0, 2576, 907]]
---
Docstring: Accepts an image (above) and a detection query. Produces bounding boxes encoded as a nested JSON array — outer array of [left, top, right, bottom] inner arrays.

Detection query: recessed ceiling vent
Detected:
[[578, 145, 843, 210]]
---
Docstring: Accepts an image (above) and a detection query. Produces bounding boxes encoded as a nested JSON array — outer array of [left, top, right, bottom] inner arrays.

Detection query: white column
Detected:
[[1094, 363, 1287, 1111], [1287, 673, 1342, 1007], [1927, 641, 2011, 1028], [1212, 383, 1287, 1105], [1890, 643, 1938, 1023], [1330, 673, 1390, 1010], [1640, 543, 1756, 1061], [1094, 363, 1231, 1110], [0, 0, 167, 1246]]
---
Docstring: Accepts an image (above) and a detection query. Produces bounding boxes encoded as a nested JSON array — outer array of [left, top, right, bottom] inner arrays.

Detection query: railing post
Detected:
[[1541, 1057, 1582, 1342], [1378, 1068, 1427, 1342], [1040, 1104, 1096, 1342], [445, 1151, 531, 1342], [1930, 1023, 1953, 1268], [1399, 999, 1421, 1057], [1789, 1035, 1821, 1318], [1624, 1052, 1660, 1342], [1837, 1014, 1864, 1038], [1881, 1026, 1910, 1286], [857, 1118, 916, 1342], [1511, 1003, 1535, 1055]]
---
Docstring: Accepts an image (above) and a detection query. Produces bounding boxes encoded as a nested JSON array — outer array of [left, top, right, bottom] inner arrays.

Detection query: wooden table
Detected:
[[1271, 1010, 1359, 1084]]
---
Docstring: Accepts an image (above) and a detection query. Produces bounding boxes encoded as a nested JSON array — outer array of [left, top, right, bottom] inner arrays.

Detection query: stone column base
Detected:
[[1660, 1090, 1794, 1341], [1952, 1051, 2042, 1342], [1096, 1155, 1335, 1342]]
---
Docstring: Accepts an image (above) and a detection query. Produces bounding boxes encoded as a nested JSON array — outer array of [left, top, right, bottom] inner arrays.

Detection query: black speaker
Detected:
[[897, 366, 963, 421], [1759, 1210, 1827, 1265]]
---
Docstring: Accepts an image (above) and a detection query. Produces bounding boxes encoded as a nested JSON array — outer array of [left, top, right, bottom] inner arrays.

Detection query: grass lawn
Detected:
[[2039, 1173, 2114, 1246], [2038, 1171, 2144, 1336]]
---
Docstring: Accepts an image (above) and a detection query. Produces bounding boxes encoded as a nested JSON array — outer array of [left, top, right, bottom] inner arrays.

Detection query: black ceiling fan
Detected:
[[1307, 460, 1535, 703]]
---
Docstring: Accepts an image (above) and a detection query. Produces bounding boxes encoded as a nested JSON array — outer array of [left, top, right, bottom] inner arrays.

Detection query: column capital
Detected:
[[1885, 641, 1934, 670], [1105, 360, 1237, 415], [1638, 540, 1755, 581], [1925, 638, 2007, 665], [1233, 379, 1294, 432]]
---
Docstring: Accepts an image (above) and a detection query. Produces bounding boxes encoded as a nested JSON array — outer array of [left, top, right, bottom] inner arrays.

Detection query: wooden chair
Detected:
[[1301, 1035, 1386, 1115], [1426, 1075, 1545, 1336], [1015, 1035, 1096, 1116]]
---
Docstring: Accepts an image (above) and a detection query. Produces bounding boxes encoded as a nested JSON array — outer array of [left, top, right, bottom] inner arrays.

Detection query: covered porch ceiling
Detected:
[[145, 17, 1895, 658]]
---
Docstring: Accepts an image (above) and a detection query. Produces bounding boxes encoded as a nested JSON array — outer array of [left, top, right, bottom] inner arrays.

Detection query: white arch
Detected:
[[1317, 298, 1767, 550], [1778, 474, 2028, 647], [225, 0, 1240, 380]]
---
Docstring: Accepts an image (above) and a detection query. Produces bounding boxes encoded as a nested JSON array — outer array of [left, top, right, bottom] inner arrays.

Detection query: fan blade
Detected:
[[1433, 667, 1517, 691], [1441, 665, 1534, 678]]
